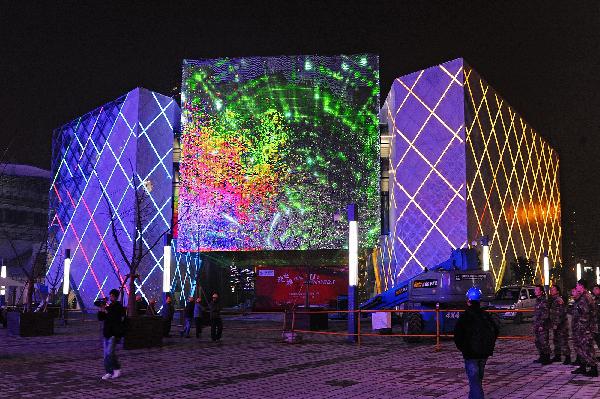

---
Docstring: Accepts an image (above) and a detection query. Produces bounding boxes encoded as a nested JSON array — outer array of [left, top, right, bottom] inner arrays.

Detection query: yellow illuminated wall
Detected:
[[464, 66, 561, 289]]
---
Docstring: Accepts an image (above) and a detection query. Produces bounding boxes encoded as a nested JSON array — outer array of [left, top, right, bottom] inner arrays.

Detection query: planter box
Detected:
[[7, 312, 54, 337], [123, 316, 163, 350]]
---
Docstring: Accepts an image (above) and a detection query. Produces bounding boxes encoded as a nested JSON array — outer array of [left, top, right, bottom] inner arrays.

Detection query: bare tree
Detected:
[[101, 170, 170, 318]]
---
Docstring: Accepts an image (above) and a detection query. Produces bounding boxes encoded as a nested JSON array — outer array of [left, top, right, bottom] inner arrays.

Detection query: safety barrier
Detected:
[[283, 307, 535, 350]]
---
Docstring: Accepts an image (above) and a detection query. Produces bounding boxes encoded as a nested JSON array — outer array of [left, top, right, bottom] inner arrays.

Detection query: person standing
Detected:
[[454, 287, 499, 399], [180, 296, 195, 338], [549, 285, 571, 364], [194, 297, 203, 339], [592, 284, 600, 356], [533, 284, 552, 365], [209, 293, 223, 342], [160, 294, 175, 337], [97, 289, 125, 380], [571, 281, 598, 376]]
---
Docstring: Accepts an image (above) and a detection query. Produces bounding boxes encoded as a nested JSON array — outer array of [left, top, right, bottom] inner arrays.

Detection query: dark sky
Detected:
[[2, 1, 599, 262]]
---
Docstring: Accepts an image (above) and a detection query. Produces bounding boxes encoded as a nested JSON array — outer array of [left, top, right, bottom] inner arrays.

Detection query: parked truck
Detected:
[[360, 248, 496, 341]]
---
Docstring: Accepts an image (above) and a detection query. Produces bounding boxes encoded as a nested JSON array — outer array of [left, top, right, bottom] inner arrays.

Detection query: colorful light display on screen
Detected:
[[178, 55, 380, 251]]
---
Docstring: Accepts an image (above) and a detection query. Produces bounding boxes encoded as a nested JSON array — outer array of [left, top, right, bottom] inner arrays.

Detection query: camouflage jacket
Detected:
[[593, 294, 600, 329], [548, 296, 567, 329], [533, 296, 549, 330], [572, 293, 598, 336]]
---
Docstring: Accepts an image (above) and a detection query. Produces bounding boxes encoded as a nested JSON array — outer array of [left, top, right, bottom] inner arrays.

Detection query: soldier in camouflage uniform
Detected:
[[571, 281, 598, 377], [593, 284, 600, 356], [533, 284, 551, 365], [549, 285, 571, 364]]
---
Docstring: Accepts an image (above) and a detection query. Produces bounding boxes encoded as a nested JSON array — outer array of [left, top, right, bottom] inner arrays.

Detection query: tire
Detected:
[[403, 313, 423, 343], [513, 312, 522, 324]]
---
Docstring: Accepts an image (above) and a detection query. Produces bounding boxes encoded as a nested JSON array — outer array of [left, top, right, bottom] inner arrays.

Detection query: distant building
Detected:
[[0, 163, 50, 285]]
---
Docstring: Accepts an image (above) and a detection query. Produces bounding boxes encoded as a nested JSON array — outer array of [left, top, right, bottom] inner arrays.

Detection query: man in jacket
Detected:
[[572, 280, 598, 376], [180, 296, 195, 338], [194, 297, 203, 339], [454, 287, 500, 399], [533, 284, 551, 365], [209, 293, 223, 342], [160, 294, 175, 337], [549, 285, 571, 364], [97, 289, 125, 380]]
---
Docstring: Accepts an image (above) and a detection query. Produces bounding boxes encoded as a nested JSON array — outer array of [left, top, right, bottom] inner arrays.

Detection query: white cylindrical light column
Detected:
[[577, 263, 582, 281], [63, 249, 71, 295], [596, 266, 600, 285], [1, 258, 6, 297], [163, 234, 172, 294], [543, 252, 550, 288], [481, 236, 490, 272], [347, 204, 358, 343]]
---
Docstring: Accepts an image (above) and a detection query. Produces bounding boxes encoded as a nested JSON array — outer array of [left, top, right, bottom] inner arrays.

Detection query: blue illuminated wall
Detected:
[[47, 88, 179, 307]]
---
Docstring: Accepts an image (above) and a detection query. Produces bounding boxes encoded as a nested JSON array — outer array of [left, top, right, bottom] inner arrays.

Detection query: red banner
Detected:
[[254, 266, 348, 311]]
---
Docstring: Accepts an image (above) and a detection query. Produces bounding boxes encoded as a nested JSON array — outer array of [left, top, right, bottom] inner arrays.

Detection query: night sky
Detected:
[[2, 1, 599, 263]]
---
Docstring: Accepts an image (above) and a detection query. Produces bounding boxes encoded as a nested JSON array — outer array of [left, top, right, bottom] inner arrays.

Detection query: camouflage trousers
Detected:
[[534, 327, 550, 357], [551, 325, 571, 357], [573, 331, 597, 366]]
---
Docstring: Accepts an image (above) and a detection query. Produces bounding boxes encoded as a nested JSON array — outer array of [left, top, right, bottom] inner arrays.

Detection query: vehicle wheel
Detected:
[[490, 313, 502, 333], [513, 312, 522, 324], [403, 313, 423, 343]]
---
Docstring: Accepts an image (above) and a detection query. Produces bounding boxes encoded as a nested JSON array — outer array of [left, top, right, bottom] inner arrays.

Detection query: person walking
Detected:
[[160, 294, 175, 337], [454, 287, 499, 399], [549, 285, 571, 364], [533, 284, 552, 365], [97, 289, 125, 380], [209, 293, 223, 342], [571, 281, 598, 376], [180, 296, 195, 338], [194, 297, 203, 339]]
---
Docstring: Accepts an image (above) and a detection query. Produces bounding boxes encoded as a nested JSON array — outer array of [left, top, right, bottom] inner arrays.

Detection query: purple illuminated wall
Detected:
[[381, 58, 467, 287], [47, 88, 179, 308]]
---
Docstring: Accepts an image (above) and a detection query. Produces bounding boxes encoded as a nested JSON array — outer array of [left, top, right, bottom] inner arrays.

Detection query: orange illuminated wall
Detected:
[[464, 66, 561, 289]]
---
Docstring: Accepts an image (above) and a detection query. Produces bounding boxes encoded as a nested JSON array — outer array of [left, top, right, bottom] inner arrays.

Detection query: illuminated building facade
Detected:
[[178, 55, 380, 252], [379, 58, 561, 290], [47, 88, 179, 308]]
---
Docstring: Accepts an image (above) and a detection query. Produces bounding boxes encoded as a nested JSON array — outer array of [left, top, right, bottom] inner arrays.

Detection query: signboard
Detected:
[[455, 274, 487, 281], [254, 266, 348, 310], [412, 279, 438, 289], [395, 285, 408, 296]]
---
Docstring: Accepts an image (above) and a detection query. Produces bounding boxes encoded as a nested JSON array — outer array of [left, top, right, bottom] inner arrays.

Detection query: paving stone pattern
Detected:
[[1, 316, 599, 399]]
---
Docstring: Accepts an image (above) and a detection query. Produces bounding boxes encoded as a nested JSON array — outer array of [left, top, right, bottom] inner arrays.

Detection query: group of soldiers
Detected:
[[533, 280, 600, 377]]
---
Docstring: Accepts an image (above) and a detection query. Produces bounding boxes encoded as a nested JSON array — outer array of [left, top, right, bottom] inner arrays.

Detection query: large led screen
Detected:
[[178, 55, 380, 251]]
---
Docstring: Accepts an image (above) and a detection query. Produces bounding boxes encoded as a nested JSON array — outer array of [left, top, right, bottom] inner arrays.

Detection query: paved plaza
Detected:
[[1, 315, 599, 399]]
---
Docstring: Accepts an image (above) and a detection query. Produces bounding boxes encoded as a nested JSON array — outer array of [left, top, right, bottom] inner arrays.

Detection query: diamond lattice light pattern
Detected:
[[178, 55, 380, 252], [47, 88, 179, 308], [379, 58, 560, 290]]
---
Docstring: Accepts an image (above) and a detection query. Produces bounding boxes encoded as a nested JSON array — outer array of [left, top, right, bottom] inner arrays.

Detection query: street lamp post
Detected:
[[163, 234, 172, 301], [576, 262, 582, 281], [543, 252, 550, 290], [62, 249, 71, 325], [481, 236, 489, 272], [0, 258, 6, 306], [347, 204, 358, 343]]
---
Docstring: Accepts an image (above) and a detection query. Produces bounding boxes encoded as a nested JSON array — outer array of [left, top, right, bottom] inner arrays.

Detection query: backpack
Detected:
[[468, 311, 497, 357]]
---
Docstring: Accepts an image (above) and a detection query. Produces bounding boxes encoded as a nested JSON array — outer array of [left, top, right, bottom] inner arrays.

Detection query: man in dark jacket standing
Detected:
[[209, 293, 223, 342], [533, 284, 552, 364], [160, 294, 175, 337], [454, 287, 499, 399], [180, 296, 195, 338], [97, 289, 125, 380]]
